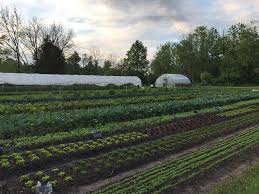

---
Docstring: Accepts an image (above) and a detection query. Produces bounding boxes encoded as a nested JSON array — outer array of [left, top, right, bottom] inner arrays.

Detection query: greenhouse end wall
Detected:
[[155, 74, 191, 87]]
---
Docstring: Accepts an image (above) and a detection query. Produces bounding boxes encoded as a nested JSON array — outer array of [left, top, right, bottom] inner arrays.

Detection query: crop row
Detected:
[[0, 88, 244, 115], [97, 127, 259, 194], [15, 111, 259, 192], [0, 132, 149, 176], [145, 114, 225, 136], [0, 111, 217, 151], [219, 106, 258, 117], [0, 93, 194, 115], [1, 92, 258, 139], [1, 99, 259, 151], [0, 86, 241, 103], [0, 113, 227, 175], [0, 87, 196, 104]]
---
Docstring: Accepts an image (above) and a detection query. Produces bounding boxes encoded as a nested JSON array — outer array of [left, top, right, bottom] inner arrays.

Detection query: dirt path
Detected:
[[77, 124, 259, 194], [175, 149, 259, 194], [200, 156, 259, 194]]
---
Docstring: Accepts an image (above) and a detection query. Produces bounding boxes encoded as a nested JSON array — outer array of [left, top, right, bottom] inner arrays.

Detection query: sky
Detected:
[[1, 0, 259, 60]]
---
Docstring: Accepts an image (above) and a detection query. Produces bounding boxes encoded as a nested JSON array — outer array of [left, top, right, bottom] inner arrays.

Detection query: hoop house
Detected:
[[0, 73, 142, 86], [155, 74, 191, 87]]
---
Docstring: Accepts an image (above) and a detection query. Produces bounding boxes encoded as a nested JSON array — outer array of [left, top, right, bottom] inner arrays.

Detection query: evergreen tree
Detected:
[[37, 36, 66, 74], [66, 51, 81, 74], [124, 40, 149, 83], [103, 60, 112, 75], [82, 55, 96, 75], [124, 40, 149, 74]]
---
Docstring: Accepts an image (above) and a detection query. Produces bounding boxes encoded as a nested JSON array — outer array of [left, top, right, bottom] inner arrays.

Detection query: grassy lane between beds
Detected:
[[209, 162, 259, 194]]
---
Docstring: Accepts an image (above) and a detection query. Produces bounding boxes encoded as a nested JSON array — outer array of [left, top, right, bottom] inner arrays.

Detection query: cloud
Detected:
[[68, 17, 90, 24], [103, 0, 189, 23], [1, 0, 259, 59]]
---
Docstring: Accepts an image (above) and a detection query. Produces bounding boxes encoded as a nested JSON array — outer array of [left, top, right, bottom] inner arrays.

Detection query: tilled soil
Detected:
[[3, 112, 257, 194], [76, 125, 259, 194]]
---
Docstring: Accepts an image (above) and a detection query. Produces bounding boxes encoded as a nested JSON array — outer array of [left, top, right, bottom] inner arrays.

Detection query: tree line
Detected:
[[0, 6, 259, 85], [151, 24, 259, 85], [0, 6, 149, 81]]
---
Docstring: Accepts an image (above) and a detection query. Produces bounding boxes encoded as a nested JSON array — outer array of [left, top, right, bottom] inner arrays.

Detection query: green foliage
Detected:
[[0, 58, 17, 72], [124, 40, 149, 83], [0, 90, 258, 139], [36, 36, 66, 74], [221, 23, 259, 84], [209, 162, 259, 194], [16, 159, 25, 166], [219, 66, 241, 86], [151, 23, 259, 85], [1, 131, 148, 173], [58, 171, 66, 178], [20, 175, 30, 183], [1, 19, 259, 85], [51, 180, 59, 188], [31, 186, 36, 193], [124, 40, 149, 73], [219, 106, 257, 117], [200, 71, 213, 85], [108, 90, 116, 95], [24, 111, 259, 191], [1, 161, 10, 169], [36, 171, 45, 178], [102, 60, 113, 75], [66, 51, 81, 74], [168, 26, 222, 82], [1, 89, 259, 152], [64, 176, 73, 183], [24, 180, 34, 188], [30, 156, 39, 162], [51, 168, 60, 173], [2, 87, 259, 193], [41, 175, 50, 183], [97, 126, 259, 193], [151, 42, 176, 78]]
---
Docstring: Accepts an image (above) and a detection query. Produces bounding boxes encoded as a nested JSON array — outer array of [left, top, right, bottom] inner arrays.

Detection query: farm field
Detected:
[[1, 86, 259, 194]]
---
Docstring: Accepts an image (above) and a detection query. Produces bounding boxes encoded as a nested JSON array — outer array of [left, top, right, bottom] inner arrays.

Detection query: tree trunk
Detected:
[[16, 52, 21, 72]]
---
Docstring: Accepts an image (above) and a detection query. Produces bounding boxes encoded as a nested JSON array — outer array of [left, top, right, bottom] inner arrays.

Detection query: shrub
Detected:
[[200, 71, 213, 85]]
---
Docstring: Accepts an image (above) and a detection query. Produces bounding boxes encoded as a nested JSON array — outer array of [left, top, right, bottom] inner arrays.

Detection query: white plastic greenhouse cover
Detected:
[[155, 74, 191, 87], [0, 72, 142, 86]]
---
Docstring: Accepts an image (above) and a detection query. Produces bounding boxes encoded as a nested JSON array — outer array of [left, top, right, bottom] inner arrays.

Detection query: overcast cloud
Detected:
[[1, 0, 259, 59]]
